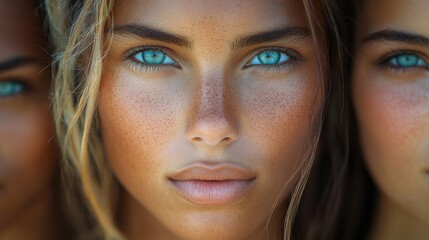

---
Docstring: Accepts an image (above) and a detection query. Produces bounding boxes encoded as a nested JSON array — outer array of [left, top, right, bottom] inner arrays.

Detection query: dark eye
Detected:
[[387, 53, 427, 68], [248, 50, 290, 66], [133, 49, 176, 65], [0, 81, 25, 97]]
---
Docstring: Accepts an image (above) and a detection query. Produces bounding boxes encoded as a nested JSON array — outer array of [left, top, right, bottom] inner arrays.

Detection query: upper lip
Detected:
[[169, 162, 256, 181]]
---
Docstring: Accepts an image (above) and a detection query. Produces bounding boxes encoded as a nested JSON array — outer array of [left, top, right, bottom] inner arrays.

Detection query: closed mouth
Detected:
[[169, 178, 255, 205], [169, 162, 256, 205]]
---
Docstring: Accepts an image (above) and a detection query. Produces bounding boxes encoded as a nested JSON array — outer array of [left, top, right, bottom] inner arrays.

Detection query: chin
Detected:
[[166, 213, 264, 240]]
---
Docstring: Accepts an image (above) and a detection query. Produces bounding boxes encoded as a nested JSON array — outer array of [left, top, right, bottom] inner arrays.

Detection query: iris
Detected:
[[250, 50, 289, 65], [0, 82, 24, 97], [134, 50, 175, 65], [389, 54, 426, 68]]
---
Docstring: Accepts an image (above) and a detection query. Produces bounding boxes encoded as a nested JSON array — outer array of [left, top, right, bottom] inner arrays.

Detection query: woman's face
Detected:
[[99, 0, 321, 239], [353, 0, 429, 229], [0, 1, 57, 227]]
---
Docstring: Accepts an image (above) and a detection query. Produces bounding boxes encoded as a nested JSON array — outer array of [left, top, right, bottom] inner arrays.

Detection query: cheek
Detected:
[[237, 72, 319, 190], [241, 72, 319, 160], [352, 66, 429, 203], [98, 68, 186, 186], [0, 101, 57, 219], [0, 102, 57, 178], [353, 71, 429, 162]]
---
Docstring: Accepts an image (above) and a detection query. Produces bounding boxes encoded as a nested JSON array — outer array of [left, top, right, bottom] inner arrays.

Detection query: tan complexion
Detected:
[[0, 1, 62, 239], [353, 1, 429, 239], [99, 0, 321, 239]]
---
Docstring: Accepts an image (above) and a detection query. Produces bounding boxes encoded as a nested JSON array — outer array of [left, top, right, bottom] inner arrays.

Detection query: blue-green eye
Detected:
[[249, 50, 290, 65], [388, 54, 426, 68], [133, 49, 176, 65], [0, 81, 25, 97]]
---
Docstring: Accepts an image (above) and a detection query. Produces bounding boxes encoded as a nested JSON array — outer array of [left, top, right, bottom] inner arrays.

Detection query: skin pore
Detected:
[[353, 1, 429, 239], [98, 0, 322, 239], [0, 1, 64, 239]]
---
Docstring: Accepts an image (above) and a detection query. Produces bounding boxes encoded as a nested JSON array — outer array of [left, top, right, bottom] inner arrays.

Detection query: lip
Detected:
[[169, 162, 256, 205]]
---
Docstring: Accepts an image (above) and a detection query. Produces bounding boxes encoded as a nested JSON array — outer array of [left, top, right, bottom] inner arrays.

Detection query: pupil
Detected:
[[143, 50, 165, 64], [259, 51, 280, 64], [399, 55, 416, 66]]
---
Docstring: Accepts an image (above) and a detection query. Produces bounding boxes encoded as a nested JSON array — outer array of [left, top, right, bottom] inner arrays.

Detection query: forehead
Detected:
[[0, 0, 47, 61], [113, 0, 308, 34], [357, 0, 429, 37]]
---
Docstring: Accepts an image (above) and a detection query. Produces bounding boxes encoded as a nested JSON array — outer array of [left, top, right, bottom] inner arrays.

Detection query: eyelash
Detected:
[[124, 46, 180, 72], [377, 50, 429, 73], [243, 47, 302, 72], [124, 46, 302, 72]]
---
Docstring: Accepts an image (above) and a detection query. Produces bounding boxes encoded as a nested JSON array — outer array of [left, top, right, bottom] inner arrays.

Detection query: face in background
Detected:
[[353, 0, 429, 238], [99, 0, 321, 239], [0, 0, 57, 230]]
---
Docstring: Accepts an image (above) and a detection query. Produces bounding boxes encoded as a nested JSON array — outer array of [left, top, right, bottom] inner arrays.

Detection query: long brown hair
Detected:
[[301, 1, 377, 239], [46, 0, 343, 239], [293, 0, 350, 239], [332, 1, 377, 239]]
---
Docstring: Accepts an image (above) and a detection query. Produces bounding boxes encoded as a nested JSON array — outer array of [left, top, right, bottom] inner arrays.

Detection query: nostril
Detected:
[[191, 135, 235, 145], [186, 113, 239, 146], [192, 137, 203, 143]]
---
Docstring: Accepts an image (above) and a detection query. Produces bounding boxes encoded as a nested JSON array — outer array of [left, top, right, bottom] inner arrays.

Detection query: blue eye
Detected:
[[249, 50, 290, 65], [0, 81, 25, 97], [133, 49, 176, 65], [388, 54, 427, 68]]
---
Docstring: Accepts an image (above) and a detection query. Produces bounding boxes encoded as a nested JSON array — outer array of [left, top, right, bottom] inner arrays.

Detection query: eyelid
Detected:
[[0, 79, 29, 97], [123, 46, 181, 69], [123, 45, 304, 73], [377, 49, 429, 67], [243, 47, 303, 68]]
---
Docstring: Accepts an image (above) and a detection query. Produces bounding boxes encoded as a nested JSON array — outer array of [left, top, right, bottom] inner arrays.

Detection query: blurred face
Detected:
[[99, 0, 321, 239], [0, 0, 57, 228], [353, 0, 429, 232]]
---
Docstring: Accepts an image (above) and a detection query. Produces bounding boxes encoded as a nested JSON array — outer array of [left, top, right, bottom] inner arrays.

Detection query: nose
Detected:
[[186, 74, 239, 146]]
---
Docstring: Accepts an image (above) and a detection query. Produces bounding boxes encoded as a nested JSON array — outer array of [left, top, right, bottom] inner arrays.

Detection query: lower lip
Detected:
[[170, 179, 255, 205]]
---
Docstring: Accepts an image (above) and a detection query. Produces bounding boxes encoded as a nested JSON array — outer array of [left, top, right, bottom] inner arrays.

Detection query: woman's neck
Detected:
[[0, 187, 66, 240], [369, 194, 429, 240]]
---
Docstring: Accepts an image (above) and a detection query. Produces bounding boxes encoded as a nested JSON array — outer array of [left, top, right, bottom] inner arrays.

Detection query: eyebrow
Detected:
[[0, 57, 38, 72], [110, 24, 311, 50], [362, 29, 429, 46], [231, 27, 310, 50], [111, 24, 192, 48]]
